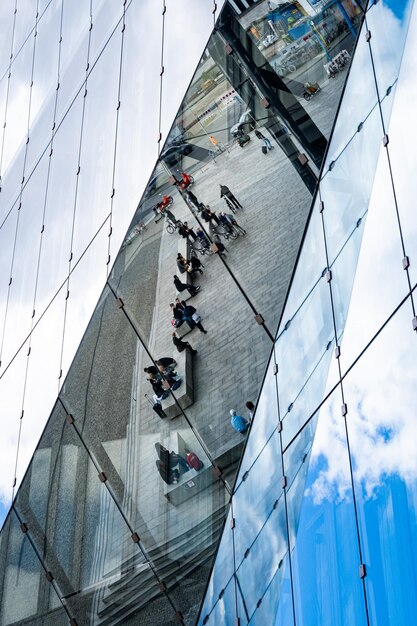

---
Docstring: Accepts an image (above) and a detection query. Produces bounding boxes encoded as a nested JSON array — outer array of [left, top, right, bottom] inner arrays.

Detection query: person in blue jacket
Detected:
[[230, 409, 249, 434]]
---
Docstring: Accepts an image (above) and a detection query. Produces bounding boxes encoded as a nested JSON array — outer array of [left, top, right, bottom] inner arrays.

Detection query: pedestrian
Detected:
[[156, 357, 177, 369], [212, 235, 228, 257], [173, 275, 200, 297], [182, 221, 198, 242], [179, 300, 207, 333], [254, 129, 273, 150], [245, 401, 255, 422], [151, 378, 167, 399], [164, 208, 178, 224], [206, 206, 220, 225], [170, 302, 184, 327], [195, 228, 211, 251], [144, 365, 159, 377], [176, 253, 189, 274], [219, 211, 246, 236], [170, 451, 190, 473], [186, 190, 200, 211], [155, 444, 180, 484], [172, 331, 197, 354], [188, 254, 203, 276], [230, 409, 249, 434], [220, 184, 243, 210]]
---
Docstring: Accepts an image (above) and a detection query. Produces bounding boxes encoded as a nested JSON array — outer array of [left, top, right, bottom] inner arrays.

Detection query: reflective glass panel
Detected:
[[236, 489, 288, 621], [285, 387, 368, 626], [320, 104, 383, 267], [342, 297, 417, 626], [366, 0, 414, 112], [0, 508, 68, 626], [323, 20, 377, 170], [335, 140, 408, 375], [381, 6, 417, 288], [247, 552, 293, 626], [233, 430, 282, 567], [234, 356, 279, 493], [276, 267, 334, 443], [197, 506, 235, 623]]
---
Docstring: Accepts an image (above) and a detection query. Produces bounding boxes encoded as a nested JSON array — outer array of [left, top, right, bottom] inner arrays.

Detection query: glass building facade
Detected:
[[0, 0, 415, 625]]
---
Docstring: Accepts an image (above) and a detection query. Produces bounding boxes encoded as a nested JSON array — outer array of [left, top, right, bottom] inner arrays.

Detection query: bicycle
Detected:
[[165, 215, 180, 235], [213, 223, 238, 241], [191, 238, 213, 256]]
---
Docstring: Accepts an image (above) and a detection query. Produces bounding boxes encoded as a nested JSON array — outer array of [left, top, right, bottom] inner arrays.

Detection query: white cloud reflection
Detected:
[[308, 0, 417, 505]]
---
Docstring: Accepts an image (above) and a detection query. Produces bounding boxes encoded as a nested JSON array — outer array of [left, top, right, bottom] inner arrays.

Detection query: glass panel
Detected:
[[6, 283, 66, 492], [323, 20, 378, 170], [233, 430, 282, 567], [0, 344, 29, 508], [0, 40, 34, 220], [366, 0, 414, 107], [339, 297, 417, 626], [12, 400, 181, 623], [196, 507, 235, 623], [234, 357, 278, 493], [276, 268, 334, 448], [34, 95, 85, 310], [0, 508, 68, 626], [55, 3, 91, 122], [59, 225, 109, 383], [235, 0, 363, 141], [381, 8, 417, 288], [335, 141, 407, 375], [59, 284, 230, 622], [247, 552, 293, 626], [278, 198, 326, 325], [320, 104, 382, 267], [24, 2, 63, 178], [285, 386, 368, 626], [0, 154, 51, 368], [69, 29, 120, 261], [198, 576, 247, 626], [236, 487, 288, 621]]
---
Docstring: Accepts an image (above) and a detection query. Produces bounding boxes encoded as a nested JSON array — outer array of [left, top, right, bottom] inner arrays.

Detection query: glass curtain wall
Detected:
[[0, 0, 369, 624], [198, 1, 416, 625]]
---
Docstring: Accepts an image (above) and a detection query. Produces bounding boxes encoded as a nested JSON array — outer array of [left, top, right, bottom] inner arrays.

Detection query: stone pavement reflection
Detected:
[[122, 127, 313, 552]]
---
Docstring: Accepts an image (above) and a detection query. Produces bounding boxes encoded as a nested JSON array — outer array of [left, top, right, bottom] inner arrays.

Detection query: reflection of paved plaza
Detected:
[[122, 126, 314, 548]]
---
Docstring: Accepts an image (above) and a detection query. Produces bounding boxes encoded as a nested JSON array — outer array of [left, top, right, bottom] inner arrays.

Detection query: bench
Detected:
[[162, 347, 194, 418], [163, 432, 215, 505]]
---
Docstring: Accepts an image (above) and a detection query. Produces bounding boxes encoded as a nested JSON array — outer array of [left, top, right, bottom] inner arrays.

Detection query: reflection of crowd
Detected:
[[147, 176, 257, 486]]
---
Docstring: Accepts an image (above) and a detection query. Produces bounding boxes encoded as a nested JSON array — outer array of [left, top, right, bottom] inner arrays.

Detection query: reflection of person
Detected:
[[176, 253, 189, 274], [170, 302, 184, 327], [173, 275, 200, 297], [186, 190, 200, 211], [254, 129, 273, 150], [220, 184, 243, 210], [219, 212, 246, 236], [182, 221, 198, 241], [170, 451, 189, 473], [179, 300, 207, 334], [156, 357, 177, 369], [245, 401, 255, 422], [230, 409, 249, 433], [172, 332, 197, 355]]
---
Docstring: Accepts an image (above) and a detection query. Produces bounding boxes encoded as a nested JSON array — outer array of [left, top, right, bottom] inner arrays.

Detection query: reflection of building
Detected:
[[0, 0, 416, 625]]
